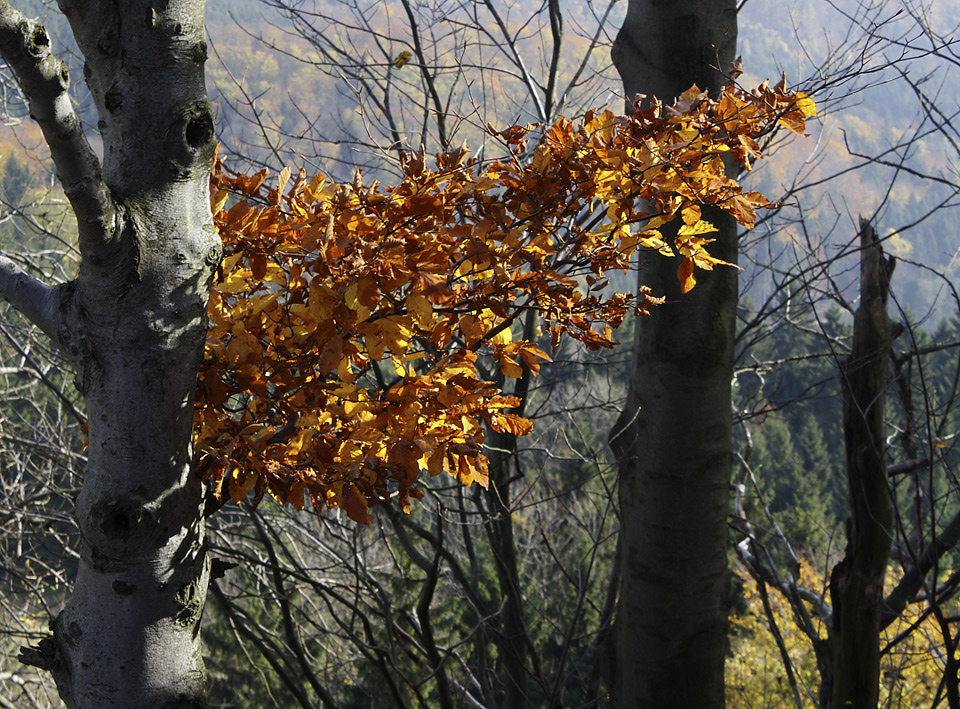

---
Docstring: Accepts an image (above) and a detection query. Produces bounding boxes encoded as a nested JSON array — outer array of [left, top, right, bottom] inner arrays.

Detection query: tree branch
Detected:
[[0, 1, 115, 249], [882, 510, 960, 631], [0, 255, 60, 346]]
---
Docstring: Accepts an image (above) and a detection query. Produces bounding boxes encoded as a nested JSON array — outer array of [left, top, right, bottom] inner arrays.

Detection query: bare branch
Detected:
[[0, 1, 115, 249], [882, 510, 960, 631], [0, 255, 59, 347]]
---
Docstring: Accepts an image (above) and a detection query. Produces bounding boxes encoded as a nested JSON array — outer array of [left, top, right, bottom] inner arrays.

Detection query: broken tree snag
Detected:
[[827, 217, 896, 709]]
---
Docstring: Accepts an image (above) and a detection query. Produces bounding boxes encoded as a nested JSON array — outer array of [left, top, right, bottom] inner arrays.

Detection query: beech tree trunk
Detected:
[[609, 2, 738, 707], [825, 219, 895, 709], [0, 1, 218, 706]]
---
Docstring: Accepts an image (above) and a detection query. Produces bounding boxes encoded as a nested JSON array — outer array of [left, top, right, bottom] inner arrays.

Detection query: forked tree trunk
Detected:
[[609, 2, 738, 707], [0, 2, 218, 706]]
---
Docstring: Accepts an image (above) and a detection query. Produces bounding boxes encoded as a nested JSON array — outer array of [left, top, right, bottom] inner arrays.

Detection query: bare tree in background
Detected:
[[0, 310, 84, 708], [217, 0, 622, 176], [201, 1, 629, 707], [731, 2, 960, 707]]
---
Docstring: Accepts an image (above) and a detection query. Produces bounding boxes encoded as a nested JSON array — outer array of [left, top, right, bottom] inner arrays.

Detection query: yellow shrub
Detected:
[[727, 559, 953, 708]]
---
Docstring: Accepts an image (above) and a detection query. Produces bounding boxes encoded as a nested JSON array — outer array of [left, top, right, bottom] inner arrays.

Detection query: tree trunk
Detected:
[[609, 2, 737, 707], [483, 435, 530, 709], [0, 2, 219, 706], [825, 219, 895, 709]]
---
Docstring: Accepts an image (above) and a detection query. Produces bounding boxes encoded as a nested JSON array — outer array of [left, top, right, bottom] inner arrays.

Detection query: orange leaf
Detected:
[[228, 469, 248, 504], [492, 413, 533, 436], [251, 253, 267, 282], [342, 484, 372, 524], [678, 257, 696, 294]]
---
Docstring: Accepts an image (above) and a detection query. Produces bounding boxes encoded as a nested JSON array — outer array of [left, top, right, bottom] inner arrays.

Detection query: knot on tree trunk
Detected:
[[18, 634, 60, 672]]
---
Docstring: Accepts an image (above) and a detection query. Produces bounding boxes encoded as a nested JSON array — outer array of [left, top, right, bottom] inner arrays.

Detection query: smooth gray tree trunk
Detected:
[[609, 2, 738, 707], [0, 1, 218, 706]]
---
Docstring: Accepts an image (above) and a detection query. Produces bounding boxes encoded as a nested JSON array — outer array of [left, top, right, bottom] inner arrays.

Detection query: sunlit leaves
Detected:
[[728, 559, 949, 708], [195, 75, 814, 522]]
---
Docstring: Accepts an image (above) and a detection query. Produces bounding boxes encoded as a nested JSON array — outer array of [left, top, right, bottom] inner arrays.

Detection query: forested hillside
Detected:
[[196, 0, 960, 320], [737, 0, 960, 322], [2, 0, 956, 319]]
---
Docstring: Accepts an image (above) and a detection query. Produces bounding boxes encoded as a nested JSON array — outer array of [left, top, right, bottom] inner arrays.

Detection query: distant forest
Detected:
[[197, 0, 960, 323], [4, 0, 955, 321]]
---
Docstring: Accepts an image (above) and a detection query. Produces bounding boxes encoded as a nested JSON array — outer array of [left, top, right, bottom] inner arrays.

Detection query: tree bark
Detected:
[[825, 218, 894, 709], [483, 435, 531, 709], [0, 2, 219, 706], [609, 2, 737, 707]]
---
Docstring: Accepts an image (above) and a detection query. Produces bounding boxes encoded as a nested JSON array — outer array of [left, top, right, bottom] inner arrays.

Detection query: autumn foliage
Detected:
[[193, 71, 816, 523], [727, 559, 951, 707]]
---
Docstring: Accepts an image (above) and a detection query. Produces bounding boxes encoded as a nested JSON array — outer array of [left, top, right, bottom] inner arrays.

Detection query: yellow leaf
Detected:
[[777, 111, 808, 135], [638, 229, 673, 256], [250, 291, 281, 315], [379, 317, 412, 353], [795, 92, 817, 117], [277, 166, 291, 197], [345, 283, 360, 310], [499, 354, 523, 378], [491, 324, 512, 345], [303, 173, 327, 204], [219, 268, 254, 294], [677, 219, 718, 237], [393, 51, 413, 69], [407, 293, 434, 329], [342, 397, 367, 418], [460, 313, 485, 346], [211, 189, 229, 215], [681, 204, 702, 226], [338, 440, 364, 465], [286, 428, 314, 457], [532, 145, 552, 172], [337, 355, 356, 383]]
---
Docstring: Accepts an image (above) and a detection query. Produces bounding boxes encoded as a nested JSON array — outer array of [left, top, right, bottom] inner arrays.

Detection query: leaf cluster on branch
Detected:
[[194, 70, 816, 524]]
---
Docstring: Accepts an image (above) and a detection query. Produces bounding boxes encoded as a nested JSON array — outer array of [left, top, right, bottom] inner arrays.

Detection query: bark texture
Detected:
[[484, 435, 530, 709], [609, 2, 737, 707], [0, 2, 219, 706], [826, 219, 895, 709]]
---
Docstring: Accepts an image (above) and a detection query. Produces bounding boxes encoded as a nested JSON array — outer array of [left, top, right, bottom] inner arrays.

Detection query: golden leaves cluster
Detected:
[[194, 74, 815, 522]]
